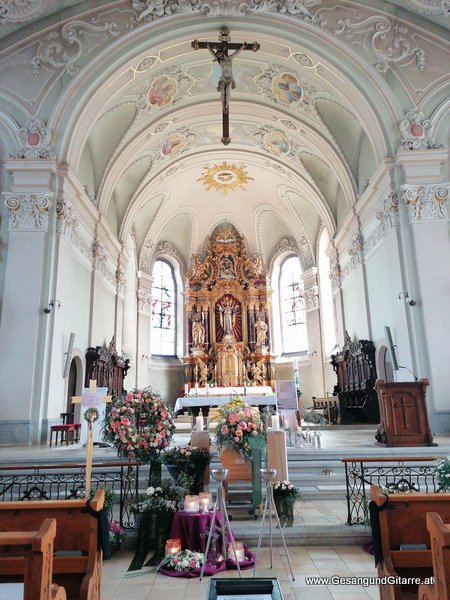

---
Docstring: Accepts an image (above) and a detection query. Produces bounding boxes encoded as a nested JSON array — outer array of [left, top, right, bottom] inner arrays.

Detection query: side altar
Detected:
[[183, 224, 275, 400]]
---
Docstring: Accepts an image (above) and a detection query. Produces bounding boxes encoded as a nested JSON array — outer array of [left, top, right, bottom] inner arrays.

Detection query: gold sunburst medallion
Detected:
[[197, 161, 254, 195]]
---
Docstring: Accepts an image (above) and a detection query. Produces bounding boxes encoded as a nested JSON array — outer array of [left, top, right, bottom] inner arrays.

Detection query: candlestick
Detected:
[[228, 541, 245, 562], [195, 382, 198, 396], [184, 495, 200, 513], [271, 414, 280, 430], [165, 538, 182, 555], [205, 382, 209, 396], [184, 384, 189, 397]]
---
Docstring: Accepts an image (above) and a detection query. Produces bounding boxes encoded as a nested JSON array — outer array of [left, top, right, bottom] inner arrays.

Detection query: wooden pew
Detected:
[[0, 490, 104, 600], [371, 485, 450, 599], [418, 512, 450, 600], [0, 518, 66, 600]]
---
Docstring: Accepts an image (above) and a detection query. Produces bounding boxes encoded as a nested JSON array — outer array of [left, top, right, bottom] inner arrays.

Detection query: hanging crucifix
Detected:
[[192, 26, 260, 145]]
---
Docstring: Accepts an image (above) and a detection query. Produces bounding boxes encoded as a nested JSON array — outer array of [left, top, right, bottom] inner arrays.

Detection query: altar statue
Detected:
[[219, 300, 238, 337], [255, 315, 268, 347], [192, 315, 206, 348]]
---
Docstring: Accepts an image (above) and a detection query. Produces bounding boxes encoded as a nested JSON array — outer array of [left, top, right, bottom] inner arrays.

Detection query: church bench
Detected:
[[0, 518, 66, 600], [370, 485, 450, 599], [418, 512, 450, 600], [0, 489, 105, 600]]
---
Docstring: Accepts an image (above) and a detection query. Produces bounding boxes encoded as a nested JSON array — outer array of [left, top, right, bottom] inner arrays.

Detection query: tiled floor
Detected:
[[102, 546, 379, 600]]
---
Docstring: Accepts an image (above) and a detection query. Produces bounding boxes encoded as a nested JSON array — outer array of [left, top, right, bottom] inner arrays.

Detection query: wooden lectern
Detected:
[[375, 379, 436, 447]]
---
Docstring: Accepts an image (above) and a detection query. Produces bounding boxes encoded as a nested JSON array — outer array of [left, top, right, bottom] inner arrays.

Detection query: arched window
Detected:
[[279, 256, 307, 354], [151, 260, 176, 355]]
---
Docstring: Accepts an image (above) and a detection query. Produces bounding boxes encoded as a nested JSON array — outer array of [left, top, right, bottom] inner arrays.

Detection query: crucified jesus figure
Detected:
[[206, 42, 247, 114]]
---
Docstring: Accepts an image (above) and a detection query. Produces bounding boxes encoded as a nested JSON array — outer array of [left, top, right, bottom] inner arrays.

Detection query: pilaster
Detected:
[[136, 271, 153, 388], [0, 160, 57, 444]]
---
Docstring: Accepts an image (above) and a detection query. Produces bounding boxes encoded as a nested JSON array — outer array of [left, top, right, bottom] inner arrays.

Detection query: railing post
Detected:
[[360, 461, 366, 525], [344, 461, 352, 525]]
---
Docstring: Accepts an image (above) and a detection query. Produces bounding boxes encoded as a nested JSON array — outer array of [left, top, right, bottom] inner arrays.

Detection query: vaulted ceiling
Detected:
[[1, 0, 448, 272]]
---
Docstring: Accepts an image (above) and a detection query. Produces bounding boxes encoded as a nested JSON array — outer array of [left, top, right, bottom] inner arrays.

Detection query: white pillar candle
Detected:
[[195, 416, 203, 431], [184, 495, 199, 512], [184, 384, 189, 396], [199, 492, 212, 511], [271, 414, 280, 430], [205, 383, 209, 395], [195, 382, 198, 393]]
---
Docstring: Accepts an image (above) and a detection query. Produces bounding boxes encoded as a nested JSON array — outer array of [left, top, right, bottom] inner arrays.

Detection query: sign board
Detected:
[[275, 380, 298, 410]]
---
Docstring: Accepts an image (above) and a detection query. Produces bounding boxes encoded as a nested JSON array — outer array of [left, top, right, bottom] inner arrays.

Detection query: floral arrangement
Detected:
[[434, 458, 450, 491], [160, 549, 205, 573], [131, 479, 182, 514], [103, 387, 175, 462], [108, 519, 125, 545], [215, 397, 265, 458], [160, 445, 211, 467], [273, 480, 300, 499]]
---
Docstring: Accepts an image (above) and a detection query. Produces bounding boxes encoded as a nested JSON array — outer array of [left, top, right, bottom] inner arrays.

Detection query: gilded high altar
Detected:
[[184, 225, 275, 389]]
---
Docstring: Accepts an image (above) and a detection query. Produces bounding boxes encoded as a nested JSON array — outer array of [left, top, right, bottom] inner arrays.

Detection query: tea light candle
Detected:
[[184, 495, 199, 512], [195, 416, 203, 431], [228, 541, 245, 562], [184, 384, 189, 396], [165, 538, 181, 555], [271, 414, 280, 430], [199, 492, 212, 511]]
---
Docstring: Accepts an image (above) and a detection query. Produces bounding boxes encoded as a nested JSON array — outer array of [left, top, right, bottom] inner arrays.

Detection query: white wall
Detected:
[[341, 269, 369, 341], [47, 239, 92, 423]]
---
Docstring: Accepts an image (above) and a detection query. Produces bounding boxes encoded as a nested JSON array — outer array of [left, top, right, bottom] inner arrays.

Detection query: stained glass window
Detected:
[[151, 260, 176, 355], [279, 256, 307, 353]]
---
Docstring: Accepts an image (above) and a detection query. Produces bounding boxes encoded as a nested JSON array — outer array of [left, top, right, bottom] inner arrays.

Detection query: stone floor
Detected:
[[102, 546, 379, 600]]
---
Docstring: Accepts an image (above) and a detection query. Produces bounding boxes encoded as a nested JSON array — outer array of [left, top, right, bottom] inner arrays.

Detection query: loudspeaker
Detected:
[[63, 332, 75, 378]]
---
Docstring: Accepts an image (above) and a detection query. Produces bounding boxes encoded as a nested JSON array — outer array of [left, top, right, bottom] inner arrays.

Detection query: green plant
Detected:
[[160, 445, 211, 467], [90, 486, 116, 514], [434, 458, 450, 491], [131, 478, 183, 514]]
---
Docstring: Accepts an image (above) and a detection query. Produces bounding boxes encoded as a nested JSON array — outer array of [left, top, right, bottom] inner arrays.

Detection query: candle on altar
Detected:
[[228, 541, 245, 562], [184, 384, 189, 397], [195, 382, 199, 395], [195, 416, 203, 431], [184, 495, 200, 512], [205, 382, 209, 395], [271, 414, 280, 430], [165, 538, 182, 555], [199, 492, 212, 511]]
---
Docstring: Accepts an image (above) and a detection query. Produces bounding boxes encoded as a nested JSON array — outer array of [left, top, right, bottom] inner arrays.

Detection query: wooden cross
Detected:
[[192, 26, 260, 145], [72, 379, 112, 497]]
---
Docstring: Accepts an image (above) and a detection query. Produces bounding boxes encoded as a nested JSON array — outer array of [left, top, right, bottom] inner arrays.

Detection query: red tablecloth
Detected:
[[158, 510, 255, 578], [168, 510, 224, 552]]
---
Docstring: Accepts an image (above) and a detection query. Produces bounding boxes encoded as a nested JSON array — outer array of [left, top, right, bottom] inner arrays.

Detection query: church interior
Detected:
[[0, 1, 449, 598]]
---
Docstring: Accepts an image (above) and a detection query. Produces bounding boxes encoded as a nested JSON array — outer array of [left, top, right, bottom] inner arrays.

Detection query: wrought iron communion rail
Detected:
[[0, 462, 140, 529], [341, 456, 444, 525]]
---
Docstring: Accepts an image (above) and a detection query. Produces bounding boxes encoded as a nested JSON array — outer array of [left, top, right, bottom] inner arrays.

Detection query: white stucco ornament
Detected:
[[0, 0, 49, 23], [398, 110, 440, 151], [5, 193, 52, 231], [12, 118, 53, 159]]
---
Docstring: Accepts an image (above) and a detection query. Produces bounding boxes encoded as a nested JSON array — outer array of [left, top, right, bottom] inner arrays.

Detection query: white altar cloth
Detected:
[[174, 394, 277, 413], [187, 385, 273, 397]]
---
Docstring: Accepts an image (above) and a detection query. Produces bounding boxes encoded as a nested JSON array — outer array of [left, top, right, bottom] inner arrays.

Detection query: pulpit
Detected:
[[375, 379, 436, 447]]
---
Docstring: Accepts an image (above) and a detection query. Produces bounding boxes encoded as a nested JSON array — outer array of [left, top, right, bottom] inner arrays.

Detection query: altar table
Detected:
[[174, 394, 277, 413]]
